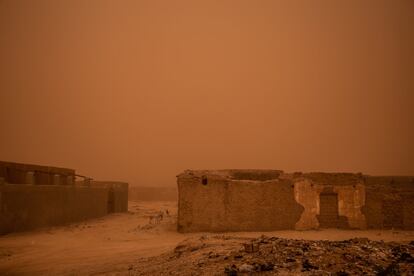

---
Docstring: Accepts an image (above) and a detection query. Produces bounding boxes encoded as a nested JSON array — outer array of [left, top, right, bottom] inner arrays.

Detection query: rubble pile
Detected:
[[223, 236, 414, 275], [131, 235, 414, 275]]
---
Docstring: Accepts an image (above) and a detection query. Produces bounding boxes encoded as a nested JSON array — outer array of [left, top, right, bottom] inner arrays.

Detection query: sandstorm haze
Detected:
[[0, 0, 413, 186]]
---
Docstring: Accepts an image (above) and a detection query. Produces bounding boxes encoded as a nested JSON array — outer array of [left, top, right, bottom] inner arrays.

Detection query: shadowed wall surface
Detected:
[[362, 177, 414, 230], [0, 162, 129, 234], [0, 185, 108, 234], [0, 183, 129, 234], [90, 181, 129, 212]]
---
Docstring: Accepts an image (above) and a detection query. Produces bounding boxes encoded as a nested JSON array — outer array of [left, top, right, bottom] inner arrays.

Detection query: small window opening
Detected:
[[202, 176, 208, 185]]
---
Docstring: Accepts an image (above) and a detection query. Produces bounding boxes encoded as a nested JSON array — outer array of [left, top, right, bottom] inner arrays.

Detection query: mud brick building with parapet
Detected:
[[177, 169, 414, 232], [0, 161, 128, 234]]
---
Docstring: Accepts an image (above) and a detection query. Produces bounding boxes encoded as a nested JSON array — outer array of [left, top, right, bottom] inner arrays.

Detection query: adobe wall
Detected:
[[362, 176, 414, 230], [177, 170, 414, 232], [0, 184, 109, 234], [177, 170, 303, 232], [291, 173, 367, 230]]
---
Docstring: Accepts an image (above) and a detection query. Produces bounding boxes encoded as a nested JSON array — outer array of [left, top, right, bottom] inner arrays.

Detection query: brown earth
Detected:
[[134, 235, 413, 275], [0, 201, 413, 275]]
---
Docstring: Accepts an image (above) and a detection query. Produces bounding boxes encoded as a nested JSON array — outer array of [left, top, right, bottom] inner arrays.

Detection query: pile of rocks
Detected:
[[131, 235, 413, 275], [224, 236, 414, 275]]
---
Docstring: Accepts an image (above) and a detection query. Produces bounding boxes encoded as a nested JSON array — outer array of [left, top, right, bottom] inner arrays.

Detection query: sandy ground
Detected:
[[0, 201, 413, 275]]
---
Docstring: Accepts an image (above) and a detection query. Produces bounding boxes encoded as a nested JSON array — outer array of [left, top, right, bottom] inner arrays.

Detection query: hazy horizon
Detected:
[[1, 0, 413, 187]]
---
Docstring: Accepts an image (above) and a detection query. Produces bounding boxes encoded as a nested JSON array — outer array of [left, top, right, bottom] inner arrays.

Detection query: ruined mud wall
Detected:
[[0, 184, 109, 234], [363, 176, 414, 230], [178, 170, 414, 232], [178, 173, 227, 232], [292, 173, 367, 230], [177, 170, 303, 232]]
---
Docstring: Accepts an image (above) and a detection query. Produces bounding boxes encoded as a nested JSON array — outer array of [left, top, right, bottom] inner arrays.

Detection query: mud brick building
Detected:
[[177, 169, 414, 232]]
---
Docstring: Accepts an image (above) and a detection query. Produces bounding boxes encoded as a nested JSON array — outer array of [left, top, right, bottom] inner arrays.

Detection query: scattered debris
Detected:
[[238, 263, 254, 272], [131, 235, 414, 275]]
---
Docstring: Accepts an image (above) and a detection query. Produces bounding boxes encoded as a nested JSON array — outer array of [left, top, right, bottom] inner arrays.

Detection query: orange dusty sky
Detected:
[[1, 0, 413, 186]]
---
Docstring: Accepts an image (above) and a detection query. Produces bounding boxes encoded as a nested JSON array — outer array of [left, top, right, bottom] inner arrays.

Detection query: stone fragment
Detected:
[[224, 264, 238, 276], [238, 263, 254, 272]]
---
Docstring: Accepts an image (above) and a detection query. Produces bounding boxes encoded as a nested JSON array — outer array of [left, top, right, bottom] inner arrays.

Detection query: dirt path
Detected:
[[0, 201, 413, 275], [0, 201, 187, 275]]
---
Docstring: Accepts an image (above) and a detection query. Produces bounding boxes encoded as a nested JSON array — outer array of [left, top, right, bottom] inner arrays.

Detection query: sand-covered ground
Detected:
[[0, 201, 413, 275]]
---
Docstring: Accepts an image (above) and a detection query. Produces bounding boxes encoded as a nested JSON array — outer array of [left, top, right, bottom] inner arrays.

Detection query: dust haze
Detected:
[[1, 0, 413, 186]]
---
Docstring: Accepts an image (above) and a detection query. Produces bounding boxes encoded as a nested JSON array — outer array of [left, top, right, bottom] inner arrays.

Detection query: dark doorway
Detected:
[[318, 192, 339, 228]]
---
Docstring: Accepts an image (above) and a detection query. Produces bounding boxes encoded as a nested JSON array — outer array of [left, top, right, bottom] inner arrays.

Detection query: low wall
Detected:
[[0, 182, 129, 234], [91, 181, 129, 212], [177, 171, 303, 232], [0, 184, 107, 234]]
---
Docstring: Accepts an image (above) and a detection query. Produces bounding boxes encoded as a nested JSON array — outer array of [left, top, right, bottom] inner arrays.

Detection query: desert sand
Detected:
[[0, 201, 413, 275]]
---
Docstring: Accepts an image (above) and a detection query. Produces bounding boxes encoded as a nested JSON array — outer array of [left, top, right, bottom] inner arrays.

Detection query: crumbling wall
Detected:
[[294, 175, 414, 230], [402, 193, 414, 230], [292, 173, 367, 230], [362, 176, 414, 230], [293, 179, 322, 230], [177, 170, 414, 232], [225, 179, 303, 231], [333, 184, 366, 229], [177, 170, 303, 232], [229, 170, 283, 181], [177, 173, 228, 232]]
